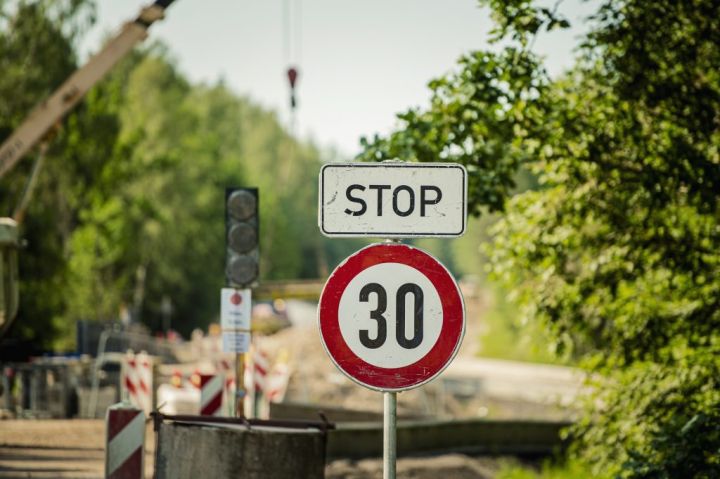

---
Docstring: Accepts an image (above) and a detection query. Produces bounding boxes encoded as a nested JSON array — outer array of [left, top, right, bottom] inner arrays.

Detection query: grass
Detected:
[[496, 458, 603, 479]]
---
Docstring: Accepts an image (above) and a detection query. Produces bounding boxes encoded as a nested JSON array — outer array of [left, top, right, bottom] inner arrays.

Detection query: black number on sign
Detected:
[[396, 283, 424, 349], [358, 282, 424, 350], [359, 283, 387, 349]]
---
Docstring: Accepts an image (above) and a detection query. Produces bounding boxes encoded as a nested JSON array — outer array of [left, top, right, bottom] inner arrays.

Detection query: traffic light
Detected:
[[225, 188, 259, 287]]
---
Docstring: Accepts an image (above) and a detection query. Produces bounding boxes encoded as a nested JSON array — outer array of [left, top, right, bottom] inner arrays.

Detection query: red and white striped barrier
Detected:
[[105, 402, 145, 479], [265, 361, 290, 403], [199, 374, 224, 416], [253, 348, 270, 393], [121, 351, 153, 415]]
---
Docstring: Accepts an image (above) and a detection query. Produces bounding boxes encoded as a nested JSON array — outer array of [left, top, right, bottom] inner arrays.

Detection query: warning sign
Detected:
[[221, 288, 251, 353]]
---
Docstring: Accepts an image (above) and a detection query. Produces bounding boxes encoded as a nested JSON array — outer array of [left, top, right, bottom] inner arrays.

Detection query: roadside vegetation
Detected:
[[497, 458, 605, 479], [358, 1, 720, 477], [0, 0, 364, 348]]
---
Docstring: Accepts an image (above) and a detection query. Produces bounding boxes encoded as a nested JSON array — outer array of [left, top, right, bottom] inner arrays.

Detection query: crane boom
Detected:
[[0, 0, 177, 179], [0, 0, 178, 339]]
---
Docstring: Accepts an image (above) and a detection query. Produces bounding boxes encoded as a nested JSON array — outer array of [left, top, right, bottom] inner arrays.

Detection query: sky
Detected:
[[81, 0, 598, 158]]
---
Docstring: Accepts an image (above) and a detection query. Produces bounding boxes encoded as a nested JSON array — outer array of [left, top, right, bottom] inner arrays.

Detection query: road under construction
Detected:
[[0, 290, 583, 478]]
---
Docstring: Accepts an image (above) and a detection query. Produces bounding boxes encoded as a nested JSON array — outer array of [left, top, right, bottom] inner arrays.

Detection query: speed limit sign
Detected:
[[318, 243, 465, 391]]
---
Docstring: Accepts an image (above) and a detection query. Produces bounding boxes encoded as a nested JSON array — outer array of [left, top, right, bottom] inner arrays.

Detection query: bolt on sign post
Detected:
[[317, 162, 467, 479], [224, 187, 259, 418]]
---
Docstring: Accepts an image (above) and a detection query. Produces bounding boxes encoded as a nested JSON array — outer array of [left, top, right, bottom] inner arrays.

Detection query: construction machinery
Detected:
[[0, 0, 178, 338]]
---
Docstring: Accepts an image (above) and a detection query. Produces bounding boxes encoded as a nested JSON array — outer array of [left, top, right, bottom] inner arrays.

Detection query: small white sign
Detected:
[[221, 288, 252, 353], [222, 331, 251, 353], [319, 162, 467, 238], [221, 288, 251, 330]]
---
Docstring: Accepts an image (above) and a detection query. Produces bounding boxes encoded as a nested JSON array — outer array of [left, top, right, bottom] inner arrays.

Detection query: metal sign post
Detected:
[[383, 391, 397, 479], [383, 240, 399, 479], [235, 353, 245, 418]]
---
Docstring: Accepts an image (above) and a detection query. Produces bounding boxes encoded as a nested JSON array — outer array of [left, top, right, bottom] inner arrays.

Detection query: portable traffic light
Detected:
[[225, 188, 259, 287]]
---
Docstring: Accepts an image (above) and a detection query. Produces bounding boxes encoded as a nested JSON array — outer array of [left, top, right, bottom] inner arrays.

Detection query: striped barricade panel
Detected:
[[199, 374, 224, 416], [121, 351, 153, 416], [105, 402, 145, 479], [266, 362, 291, 403], [135, 352, 153, 414], [253, 348, 270, 394]]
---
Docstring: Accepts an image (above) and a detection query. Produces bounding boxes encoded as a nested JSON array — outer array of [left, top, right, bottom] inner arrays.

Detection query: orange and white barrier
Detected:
[[105, 402, 145, 479], [121, 351, 153, 415], [199, 374, 224, 416]]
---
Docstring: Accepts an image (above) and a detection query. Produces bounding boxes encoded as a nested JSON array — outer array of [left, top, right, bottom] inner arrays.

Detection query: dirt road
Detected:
[[0, 419, 154, 479], [0, 419, 512, 478]]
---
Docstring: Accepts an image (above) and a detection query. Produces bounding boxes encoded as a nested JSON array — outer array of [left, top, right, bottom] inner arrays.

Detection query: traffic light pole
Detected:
[[235, 352, 245, 418], [224, 187, 259, 419]]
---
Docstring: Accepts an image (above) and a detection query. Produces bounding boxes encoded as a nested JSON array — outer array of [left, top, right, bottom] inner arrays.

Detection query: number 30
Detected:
[[358, 283, 424, 349]]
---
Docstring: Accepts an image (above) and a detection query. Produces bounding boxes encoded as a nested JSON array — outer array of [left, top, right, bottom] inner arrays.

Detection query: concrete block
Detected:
[[155, 422, 325, 479]]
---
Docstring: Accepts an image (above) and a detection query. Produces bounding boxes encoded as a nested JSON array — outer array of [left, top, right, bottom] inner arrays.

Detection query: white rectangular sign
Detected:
[[319, 162, 467, 238], [222, 331, 251, 353], [221, 288, 251, 353], [220, 288, 251, 330]]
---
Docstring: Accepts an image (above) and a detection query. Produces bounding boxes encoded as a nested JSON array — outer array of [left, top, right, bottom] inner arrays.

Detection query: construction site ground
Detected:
[[0, 419, 520, 479], [0, 294, 578, 477]]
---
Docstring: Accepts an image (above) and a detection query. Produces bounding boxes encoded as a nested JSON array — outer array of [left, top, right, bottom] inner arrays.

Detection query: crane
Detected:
[[0, 0, 179, 338]]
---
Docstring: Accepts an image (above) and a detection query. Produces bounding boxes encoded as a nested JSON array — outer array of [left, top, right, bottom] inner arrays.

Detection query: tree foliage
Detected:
[[0, 1, 347, 346], [0, 0, 99, 348], [360, 0, 720, 477]]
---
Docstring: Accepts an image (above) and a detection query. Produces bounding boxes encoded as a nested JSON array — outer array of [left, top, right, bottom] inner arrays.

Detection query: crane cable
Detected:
[[280, 0, 301, 189], [283, 0, 301, 116]]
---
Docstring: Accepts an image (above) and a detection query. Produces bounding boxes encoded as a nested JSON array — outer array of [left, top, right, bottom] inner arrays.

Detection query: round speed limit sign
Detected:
[[318, 243, 465, 391]]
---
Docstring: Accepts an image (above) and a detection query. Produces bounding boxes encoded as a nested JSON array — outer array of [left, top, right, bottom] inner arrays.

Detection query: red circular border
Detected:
[[318, 243, 465, 391]]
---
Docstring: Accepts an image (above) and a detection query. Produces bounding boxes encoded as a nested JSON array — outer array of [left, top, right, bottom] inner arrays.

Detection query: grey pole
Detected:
[[383, 391, 397, 479]]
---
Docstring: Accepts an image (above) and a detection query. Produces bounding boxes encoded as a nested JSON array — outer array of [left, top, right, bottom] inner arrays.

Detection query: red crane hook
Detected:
[[287, 66, 299, 109]]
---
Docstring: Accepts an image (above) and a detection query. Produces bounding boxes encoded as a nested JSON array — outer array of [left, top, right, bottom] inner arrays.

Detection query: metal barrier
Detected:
[[270, 401, 427, 422], [88, 329, 175, 418], [326, 418, 571, 459], [94, 328, 177, 362], [1, 360, 78, 418]]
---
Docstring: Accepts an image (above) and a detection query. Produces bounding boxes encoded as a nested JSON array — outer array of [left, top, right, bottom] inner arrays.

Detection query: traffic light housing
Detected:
[[225, 188, 259, 287]]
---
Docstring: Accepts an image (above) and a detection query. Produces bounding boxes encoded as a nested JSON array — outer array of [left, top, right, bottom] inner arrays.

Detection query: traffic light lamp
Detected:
[[225, 188, 259, 287]]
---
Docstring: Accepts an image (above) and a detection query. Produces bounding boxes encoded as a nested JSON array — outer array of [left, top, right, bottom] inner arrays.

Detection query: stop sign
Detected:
[[318, 243, 465, 391]]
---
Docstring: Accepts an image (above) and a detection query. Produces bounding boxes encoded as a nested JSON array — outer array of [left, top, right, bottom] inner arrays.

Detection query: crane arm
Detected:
[[0, 0, 177, 179]]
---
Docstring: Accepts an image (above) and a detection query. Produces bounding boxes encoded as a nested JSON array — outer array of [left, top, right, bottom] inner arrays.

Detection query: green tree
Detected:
[[359, 1, 720, 477], [63, 48, 340, 338], [0, 0, 104, 349], [2, 1, 337, 345]]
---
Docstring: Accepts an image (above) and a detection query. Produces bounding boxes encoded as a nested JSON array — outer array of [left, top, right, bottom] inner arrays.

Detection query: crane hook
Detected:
[[287, 66, 299, 110]]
